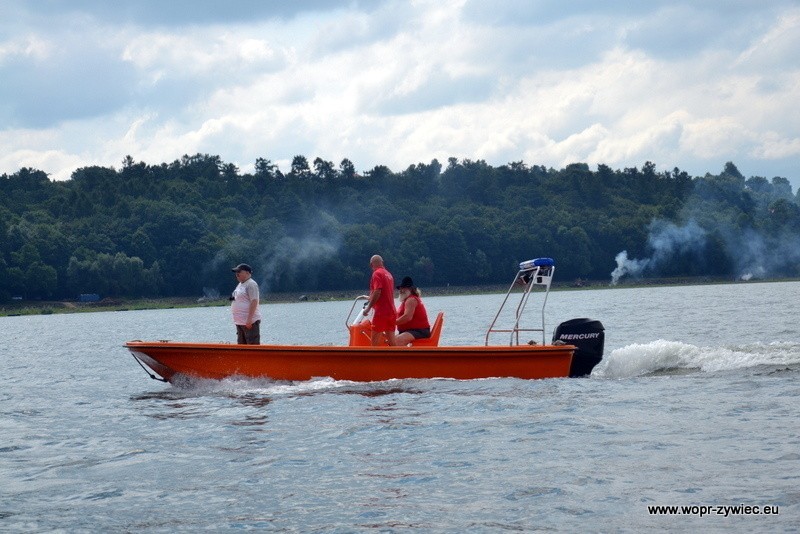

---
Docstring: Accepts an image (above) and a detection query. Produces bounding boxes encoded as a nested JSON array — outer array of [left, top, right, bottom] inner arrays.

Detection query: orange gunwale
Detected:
[[126, 340, 576, 382]]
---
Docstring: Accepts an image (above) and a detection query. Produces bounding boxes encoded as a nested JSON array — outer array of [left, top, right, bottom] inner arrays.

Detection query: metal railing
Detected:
[[484, 259, 555, 346]]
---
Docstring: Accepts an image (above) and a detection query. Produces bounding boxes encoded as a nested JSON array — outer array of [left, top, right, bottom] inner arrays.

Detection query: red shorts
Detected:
[[372, 313, 396, 333]]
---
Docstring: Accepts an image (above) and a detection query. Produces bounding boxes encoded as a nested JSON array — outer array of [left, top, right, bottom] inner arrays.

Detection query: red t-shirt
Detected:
[[397, 295, 430, 331], [370, 267, 396, 331]]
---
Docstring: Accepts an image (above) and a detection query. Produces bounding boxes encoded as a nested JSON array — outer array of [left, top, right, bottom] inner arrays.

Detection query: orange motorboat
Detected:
[[126, 258, 605, 383], [125, 341, 578, 382]]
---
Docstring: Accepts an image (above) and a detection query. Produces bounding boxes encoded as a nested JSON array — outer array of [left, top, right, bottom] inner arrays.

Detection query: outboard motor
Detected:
[[552, 318, 605, 377]]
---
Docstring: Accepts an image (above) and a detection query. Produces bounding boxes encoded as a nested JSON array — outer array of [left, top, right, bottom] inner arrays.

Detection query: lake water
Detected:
[[2, 282, 799, 532]]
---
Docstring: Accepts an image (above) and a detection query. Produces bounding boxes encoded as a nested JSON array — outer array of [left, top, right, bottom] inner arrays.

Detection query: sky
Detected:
[[2, 0, 799, 189]]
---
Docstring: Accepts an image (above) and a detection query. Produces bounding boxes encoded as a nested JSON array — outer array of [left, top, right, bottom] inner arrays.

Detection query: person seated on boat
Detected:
[[394, 276, 431, 346]]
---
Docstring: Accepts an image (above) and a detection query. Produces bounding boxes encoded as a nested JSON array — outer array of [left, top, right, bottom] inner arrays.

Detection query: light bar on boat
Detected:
[[519, 257, 555, 271]]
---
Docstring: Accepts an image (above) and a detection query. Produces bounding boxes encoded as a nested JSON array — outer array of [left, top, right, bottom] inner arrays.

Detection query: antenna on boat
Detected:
[[484, 258, 555, 346]]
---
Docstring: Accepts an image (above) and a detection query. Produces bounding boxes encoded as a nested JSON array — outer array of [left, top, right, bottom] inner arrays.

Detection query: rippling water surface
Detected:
[[2, 282, 800, 532]]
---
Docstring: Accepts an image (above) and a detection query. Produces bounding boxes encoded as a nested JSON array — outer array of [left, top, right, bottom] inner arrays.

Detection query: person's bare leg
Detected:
[[371, 331, 385, 346], [394, 332, 414, 346], [371, 330, 394, 346]]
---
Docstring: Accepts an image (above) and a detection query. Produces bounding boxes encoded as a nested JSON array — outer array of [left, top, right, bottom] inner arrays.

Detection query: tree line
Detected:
[[1, 154, 798, 302]]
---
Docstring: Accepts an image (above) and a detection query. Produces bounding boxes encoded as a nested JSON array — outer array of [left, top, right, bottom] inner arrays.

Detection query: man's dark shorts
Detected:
[[399, 328, 430, 339], [236, 320, 261, 344]]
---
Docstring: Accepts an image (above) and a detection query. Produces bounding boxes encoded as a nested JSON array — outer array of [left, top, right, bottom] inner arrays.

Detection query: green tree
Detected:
[[0, 155, 797, 298], [290, 155, 311, 178], [340, 158, 356, 180]]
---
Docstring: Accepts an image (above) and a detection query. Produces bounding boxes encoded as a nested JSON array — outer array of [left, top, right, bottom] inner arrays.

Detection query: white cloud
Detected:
[[0, 34, 51, 62], [752, 133, 800, 160], [735, 9, 800, 69], [681, 116, 752, 160], [121, 31, 283, 78], [0, 0, 799, 190]]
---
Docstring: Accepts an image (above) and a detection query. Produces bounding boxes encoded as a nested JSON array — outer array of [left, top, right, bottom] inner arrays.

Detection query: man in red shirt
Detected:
[[363, 254, 396, 346]]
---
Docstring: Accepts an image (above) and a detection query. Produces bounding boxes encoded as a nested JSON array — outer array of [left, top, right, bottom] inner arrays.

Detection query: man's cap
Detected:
[[231, 263, 252, 273]]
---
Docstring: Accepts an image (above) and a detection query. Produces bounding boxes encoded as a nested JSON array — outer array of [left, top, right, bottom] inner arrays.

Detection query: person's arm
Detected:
[[245, 282, 259, 328], [396, 297, 417, 326], [246, 298, 258, 329], [364, 288, 381, 314]]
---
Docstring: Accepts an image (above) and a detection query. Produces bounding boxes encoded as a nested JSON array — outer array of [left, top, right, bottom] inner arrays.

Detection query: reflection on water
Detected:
[[229, 415, 269, 427], [233, 393, 272, 409], [312, 385, 425, 398], [130, 390, 189, 402]]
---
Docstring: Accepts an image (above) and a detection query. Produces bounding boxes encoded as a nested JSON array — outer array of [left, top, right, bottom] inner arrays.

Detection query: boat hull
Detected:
[[126, 341, 576, 382]]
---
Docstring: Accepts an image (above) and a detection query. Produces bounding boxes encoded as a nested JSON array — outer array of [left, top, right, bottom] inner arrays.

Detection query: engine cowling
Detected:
[[552, 318, 605, 377]]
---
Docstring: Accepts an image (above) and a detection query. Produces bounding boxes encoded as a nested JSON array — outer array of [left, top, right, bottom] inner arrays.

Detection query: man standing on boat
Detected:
[[364, 255, 396, 346], [231, 263, 262, 344]]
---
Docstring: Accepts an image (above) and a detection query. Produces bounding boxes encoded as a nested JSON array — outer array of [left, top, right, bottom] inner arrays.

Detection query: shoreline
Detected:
[[1, 276, 795, 317]]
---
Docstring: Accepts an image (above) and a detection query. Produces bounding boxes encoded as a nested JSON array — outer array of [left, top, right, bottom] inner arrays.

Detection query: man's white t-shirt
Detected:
[[231, 278, 262, 325]]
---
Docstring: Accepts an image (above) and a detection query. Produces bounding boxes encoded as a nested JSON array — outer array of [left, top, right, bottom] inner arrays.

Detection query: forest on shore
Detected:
[[1, 154, 799, 302]]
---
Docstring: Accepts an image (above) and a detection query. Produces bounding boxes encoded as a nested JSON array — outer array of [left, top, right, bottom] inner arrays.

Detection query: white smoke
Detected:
[[610, 251, 650, 285], [201, 287, 220, 299], [610, 210, 800, 284], [203, 212, 343, 294], [646, 219, 707, 264], [728, 226, 800, 280], [728, 227, 769, 281], [258, 233, 342, 292], [610, 219, 707, 285], [257, 211, 344, 292]]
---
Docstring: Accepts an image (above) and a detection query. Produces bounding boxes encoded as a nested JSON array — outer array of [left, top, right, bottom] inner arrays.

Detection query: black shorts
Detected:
[[399, 328, 430, 339], [236, 320, 261, 345]]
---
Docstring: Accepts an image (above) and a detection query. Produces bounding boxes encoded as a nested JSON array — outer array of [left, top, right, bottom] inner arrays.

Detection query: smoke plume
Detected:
[[610, 215, 800, 284], [257, 232, 342, 293], [727, 226, 800, 281], [610, 251, 650, 285], [256, 211, 344, 293], [610, 220, 707, 285]]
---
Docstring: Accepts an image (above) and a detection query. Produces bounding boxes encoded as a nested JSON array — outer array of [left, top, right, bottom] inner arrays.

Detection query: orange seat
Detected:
[[349, 319, 375, 347], [348, 311, 444, 347], [410, 311, 444, 347]]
